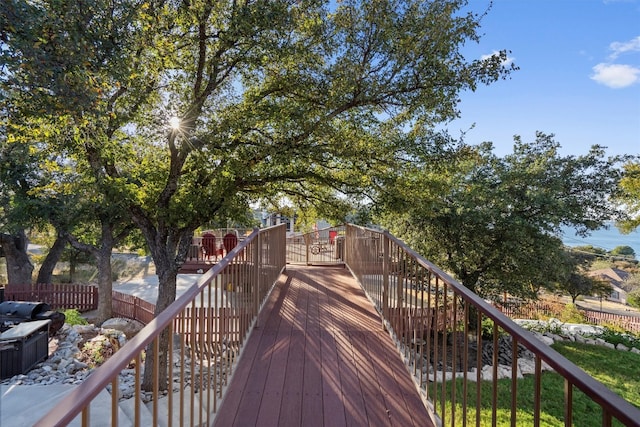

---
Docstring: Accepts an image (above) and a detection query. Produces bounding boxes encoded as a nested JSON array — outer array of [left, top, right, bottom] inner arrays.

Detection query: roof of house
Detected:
[[587, 268, 633, 291]]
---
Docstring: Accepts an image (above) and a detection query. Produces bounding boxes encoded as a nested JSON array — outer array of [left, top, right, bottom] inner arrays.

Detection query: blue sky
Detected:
[[447, 0, 640, 158]]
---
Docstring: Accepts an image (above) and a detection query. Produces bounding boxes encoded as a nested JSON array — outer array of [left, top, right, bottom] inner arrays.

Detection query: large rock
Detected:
[[101, 318, 144, 339], [531, 331, 555, 346], [563, 323, 603, 336]]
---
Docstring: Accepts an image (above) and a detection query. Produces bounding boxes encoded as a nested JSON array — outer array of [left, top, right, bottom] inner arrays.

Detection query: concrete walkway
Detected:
[[1, 384, 117, 426], [112, 273, 201, 303]]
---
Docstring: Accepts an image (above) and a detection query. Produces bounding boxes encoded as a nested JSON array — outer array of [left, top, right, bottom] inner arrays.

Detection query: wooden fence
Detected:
[[2, 283, 155, 325], [493, 300, 566, 319], [2, 283, 98, 312], [112, 291, 155, 325], [582, 310, 640, 333], [494, 300, 640, 333], [387, 306, 463, 337]]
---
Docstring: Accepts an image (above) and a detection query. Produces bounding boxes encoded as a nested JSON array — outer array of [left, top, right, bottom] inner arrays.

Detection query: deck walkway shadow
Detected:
[[213, 265, 434, 427]]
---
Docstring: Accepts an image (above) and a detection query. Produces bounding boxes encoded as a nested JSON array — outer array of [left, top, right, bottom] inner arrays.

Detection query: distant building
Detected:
[[587, 268, 633, 304], [258, 211, 296, 235]]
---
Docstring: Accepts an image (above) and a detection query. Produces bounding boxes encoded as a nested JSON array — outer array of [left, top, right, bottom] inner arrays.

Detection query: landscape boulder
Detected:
[[101, 318, 144, 339]]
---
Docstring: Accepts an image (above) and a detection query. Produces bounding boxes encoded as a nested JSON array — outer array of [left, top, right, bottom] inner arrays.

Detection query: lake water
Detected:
[[561, 225, 640, 256]]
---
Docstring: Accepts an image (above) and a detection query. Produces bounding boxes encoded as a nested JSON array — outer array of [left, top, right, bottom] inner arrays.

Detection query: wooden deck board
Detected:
[[351, 330, 391, 427], [278, 330, 305, 426], [213, 265, 433, 427], [335, 329, 371, 426], [320, 330, 347, 427], [302, 330, 324, 427], [231, 328, 276, 427]]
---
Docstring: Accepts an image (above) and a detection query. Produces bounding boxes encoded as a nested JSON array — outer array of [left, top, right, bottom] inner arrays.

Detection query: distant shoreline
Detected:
[[561, 225, 640, 257]]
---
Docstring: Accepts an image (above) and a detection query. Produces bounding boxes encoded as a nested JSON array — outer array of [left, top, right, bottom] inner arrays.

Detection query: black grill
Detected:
[[0, 301, 65, 336], [0, 301, 67, 379]]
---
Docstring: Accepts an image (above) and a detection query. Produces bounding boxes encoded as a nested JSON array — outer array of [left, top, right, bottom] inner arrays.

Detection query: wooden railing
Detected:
[[285, 225, 345, 265], [35, 224, 287, 426], [344, 224, 640, 427]]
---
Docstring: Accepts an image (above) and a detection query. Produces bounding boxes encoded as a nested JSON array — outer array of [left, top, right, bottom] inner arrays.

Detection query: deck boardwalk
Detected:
[[213, 265, 434, 427]]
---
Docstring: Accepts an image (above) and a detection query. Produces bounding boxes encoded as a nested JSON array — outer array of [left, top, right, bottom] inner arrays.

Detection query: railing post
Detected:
[[383, 231, 390, 332], [305, 233, 311, 266], [343, 223, 348, 265], [254, 228, 261, 328]]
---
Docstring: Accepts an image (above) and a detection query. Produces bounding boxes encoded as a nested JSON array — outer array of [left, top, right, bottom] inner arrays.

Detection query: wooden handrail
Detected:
[[34, 226, 290, 426], [346, 224, 640, 427]]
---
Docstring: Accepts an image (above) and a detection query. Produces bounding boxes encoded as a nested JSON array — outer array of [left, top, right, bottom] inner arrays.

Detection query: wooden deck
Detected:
[[213, 265, 434, 427]]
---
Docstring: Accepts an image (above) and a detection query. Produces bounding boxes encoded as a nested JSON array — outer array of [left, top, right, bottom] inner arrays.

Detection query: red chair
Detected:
[[201, 233, 218, 260], [223, 233, 238, 255]]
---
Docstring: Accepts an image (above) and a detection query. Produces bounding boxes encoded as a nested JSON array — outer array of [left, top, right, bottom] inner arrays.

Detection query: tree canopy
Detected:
[[1, 0, 515, 297], [610, 245, 636, 259], [616, 160, 640, 234], [376, 133, 627, 299], [2, 0, 516, 388]]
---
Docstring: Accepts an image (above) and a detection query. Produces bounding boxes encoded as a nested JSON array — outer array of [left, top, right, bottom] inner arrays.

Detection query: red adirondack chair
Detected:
[[201, 233, 218, 260], [223, 233, 239, 255]]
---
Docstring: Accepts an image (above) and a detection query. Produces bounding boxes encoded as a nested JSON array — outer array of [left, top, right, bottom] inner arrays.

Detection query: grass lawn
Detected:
[[432, 341, 640, 426]]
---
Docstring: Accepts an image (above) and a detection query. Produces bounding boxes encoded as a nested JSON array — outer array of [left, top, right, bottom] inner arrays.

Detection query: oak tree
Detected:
[[2, 0, 515, 388], [378, 133, 627, 299]]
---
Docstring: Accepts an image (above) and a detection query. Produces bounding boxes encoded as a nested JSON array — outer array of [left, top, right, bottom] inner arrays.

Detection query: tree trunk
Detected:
[[36, 233, 67, 284], [66, 224, 118, 325], [142, 263, 178, 392], [131, 215, 194, 392], [0, 230, 34, 285], [69, 251, 77, 283], [94, 247, 114, 325]]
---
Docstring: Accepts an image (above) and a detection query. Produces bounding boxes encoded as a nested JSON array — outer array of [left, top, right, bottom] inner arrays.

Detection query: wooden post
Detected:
[[253, 230, 261, 328], [383, 231, 390, 331], [304, 233, 311, 266]]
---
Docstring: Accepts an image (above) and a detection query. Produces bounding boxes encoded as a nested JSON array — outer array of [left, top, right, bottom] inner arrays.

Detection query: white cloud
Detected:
[[609, 36, 640, 60], [591, 63, 640, 88], [481, 50, 515, 67]]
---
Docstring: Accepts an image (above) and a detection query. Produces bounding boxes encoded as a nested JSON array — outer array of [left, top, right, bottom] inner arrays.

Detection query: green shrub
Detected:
[[63, 308, 88, 325], [610, 245, 636, 258], [480, 317, 508, 339], [595, 327, 640, 349], [600, 322, 626, 334], [559, 303, 585, 323], [627, 289, 640, 309]]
